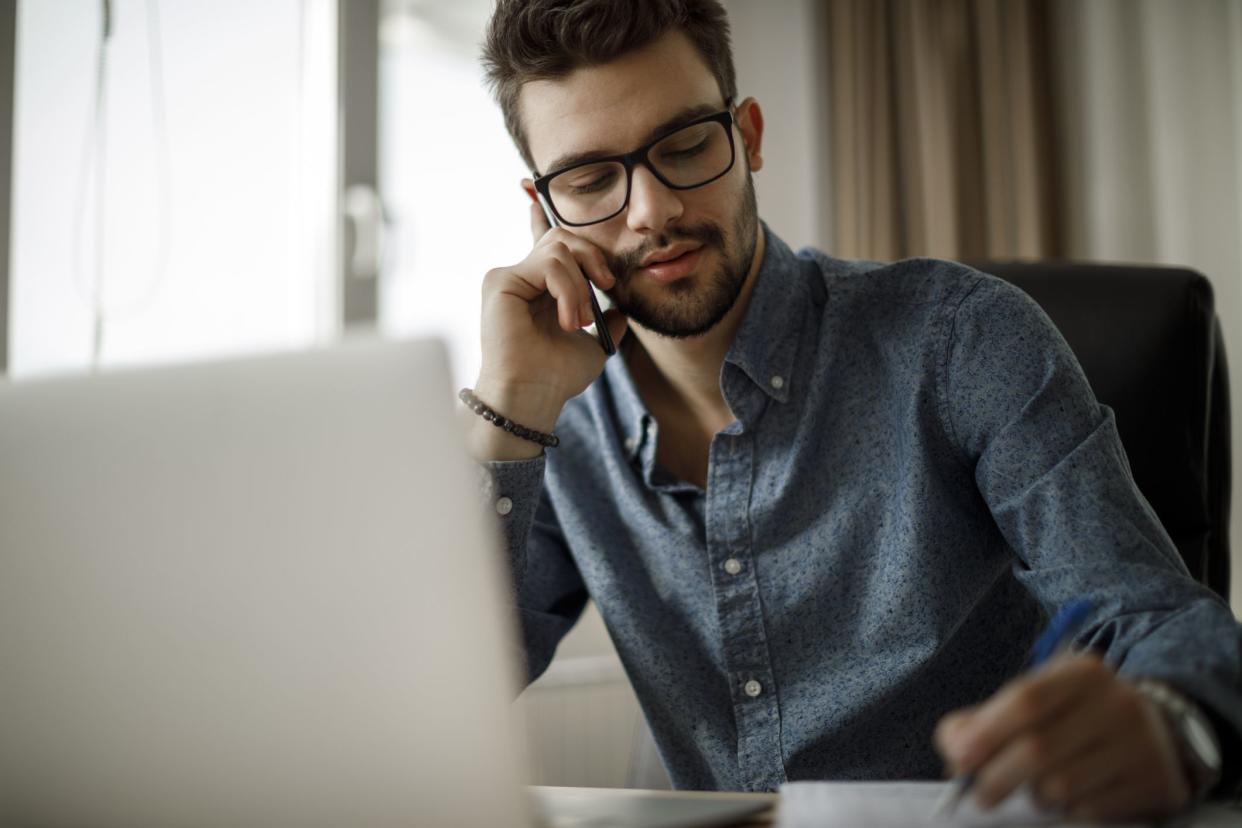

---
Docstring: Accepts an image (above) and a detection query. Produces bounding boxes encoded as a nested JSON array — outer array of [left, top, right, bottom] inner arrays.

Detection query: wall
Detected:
[[723, 0, 829, 251]]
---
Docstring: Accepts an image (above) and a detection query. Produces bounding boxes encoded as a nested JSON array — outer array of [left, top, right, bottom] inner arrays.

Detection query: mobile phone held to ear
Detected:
[[536, 193, 616, 357]]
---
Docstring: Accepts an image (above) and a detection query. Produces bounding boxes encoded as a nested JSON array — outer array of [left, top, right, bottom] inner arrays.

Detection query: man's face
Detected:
[[519, 31, 764, 339]]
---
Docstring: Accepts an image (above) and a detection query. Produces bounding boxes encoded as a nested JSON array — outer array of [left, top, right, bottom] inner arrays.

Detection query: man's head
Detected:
[[482, 0, 739, 171], [481, 0, 765, 339]]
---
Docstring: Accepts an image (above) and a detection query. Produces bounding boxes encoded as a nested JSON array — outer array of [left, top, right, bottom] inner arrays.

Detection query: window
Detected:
[[9, 0, 336, 377], [378, 0, 531, 389]]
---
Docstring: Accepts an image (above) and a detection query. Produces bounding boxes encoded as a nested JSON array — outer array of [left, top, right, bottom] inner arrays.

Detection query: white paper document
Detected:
[[777, 781, 1242, 828]]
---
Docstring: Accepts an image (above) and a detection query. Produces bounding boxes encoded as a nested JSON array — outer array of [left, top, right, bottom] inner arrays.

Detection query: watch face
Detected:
[[1184, 715, 1222, 769]]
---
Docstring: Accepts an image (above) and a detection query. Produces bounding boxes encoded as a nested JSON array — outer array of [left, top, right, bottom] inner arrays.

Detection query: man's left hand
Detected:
[[934, 653, 1191, 822]]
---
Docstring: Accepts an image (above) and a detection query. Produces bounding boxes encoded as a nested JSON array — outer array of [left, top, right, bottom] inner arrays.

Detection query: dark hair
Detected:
[[481, 0, 737, 171]]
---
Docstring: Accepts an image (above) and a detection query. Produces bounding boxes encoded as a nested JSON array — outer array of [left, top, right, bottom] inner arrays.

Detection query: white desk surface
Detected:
[[532, 784, 1242, 828]]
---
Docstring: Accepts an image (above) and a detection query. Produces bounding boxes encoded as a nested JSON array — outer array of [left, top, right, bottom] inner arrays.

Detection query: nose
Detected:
[[625, 163, 683, 235]]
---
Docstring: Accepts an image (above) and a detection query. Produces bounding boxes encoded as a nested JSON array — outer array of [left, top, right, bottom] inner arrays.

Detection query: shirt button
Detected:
[[624, 436, 636, 452], [770, 375, 784, 390], [495, 496, 513, 516], [723, 558, 743, 575], [744, 679, 763, 698]]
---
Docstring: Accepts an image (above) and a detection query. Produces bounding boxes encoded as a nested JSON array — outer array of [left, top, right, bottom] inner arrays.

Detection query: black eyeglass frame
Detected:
[[531, 104, 738, 228]]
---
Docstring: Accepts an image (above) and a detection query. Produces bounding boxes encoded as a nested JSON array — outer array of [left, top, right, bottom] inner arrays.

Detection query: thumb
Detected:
[[934, 706, 977, 761], [530, 200, 551, 243], [602, 307, 628, 349]]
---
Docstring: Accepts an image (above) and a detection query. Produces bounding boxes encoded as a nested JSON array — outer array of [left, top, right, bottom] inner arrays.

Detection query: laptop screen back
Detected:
[[0, 339, 530, 827]]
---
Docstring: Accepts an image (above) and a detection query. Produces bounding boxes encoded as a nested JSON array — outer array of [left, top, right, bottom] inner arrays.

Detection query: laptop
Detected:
[[0, 339, 770, 827]]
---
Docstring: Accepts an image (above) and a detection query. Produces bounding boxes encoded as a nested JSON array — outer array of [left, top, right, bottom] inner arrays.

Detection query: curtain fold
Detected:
[[824, 0, 1061, 261]]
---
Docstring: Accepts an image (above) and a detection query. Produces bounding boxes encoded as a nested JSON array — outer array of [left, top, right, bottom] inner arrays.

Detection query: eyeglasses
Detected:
[[532, 105, 738, 228]]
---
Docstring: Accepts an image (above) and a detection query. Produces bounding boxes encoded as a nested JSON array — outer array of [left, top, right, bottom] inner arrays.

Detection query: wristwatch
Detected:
[[1134, 679, 1223, 800]]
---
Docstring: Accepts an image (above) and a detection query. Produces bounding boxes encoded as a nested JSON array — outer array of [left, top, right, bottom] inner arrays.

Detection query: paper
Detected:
[[777, 781, 1137, 828]]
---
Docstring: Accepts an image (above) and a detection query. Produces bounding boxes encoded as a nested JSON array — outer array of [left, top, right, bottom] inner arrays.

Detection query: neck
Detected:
[[627, 223, 766, 427]]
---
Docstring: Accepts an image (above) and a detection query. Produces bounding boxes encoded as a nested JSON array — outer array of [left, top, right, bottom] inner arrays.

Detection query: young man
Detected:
[[467, 0, 1241, 819]]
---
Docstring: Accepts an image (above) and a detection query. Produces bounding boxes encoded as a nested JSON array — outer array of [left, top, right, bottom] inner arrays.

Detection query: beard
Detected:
[[601, 172, 759, 339]]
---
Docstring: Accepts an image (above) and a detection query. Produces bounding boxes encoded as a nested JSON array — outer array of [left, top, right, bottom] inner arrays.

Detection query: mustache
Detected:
[[605, 223, 727, 281]]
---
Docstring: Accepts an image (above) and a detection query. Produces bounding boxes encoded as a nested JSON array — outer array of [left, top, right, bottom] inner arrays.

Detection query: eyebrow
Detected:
[[539, 102, 725, 176]]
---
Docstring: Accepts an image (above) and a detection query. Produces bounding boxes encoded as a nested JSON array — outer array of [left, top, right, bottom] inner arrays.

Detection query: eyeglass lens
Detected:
[[547, 119, 733, 225]]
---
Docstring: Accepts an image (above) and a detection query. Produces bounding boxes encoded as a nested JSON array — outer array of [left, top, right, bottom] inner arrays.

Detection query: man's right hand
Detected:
[[468, 201, 629, 461]]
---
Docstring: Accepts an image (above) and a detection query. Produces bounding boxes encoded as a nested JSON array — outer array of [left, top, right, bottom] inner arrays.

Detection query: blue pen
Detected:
[[932, 598, 1096, 818]]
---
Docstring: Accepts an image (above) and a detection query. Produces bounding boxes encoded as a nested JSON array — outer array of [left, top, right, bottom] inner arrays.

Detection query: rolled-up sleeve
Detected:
[[942, 274, 1242, 791]]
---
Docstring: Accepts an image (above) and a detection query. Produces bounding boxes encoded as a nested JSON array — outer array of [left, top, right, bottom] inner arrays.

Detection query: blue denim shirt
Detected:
[[483, 227, 1242, 793]]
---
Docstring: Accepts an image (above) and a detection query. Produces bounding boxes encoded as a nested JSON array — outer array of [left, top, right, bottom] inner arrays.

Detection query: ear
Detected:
[[734, 97, 764, 173], [521, 178, 539, 203]]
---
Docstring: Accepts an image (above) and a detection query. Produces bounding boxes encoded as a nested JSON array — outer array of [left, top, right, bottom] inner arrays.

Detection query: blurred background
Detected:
[[2, 0, 1239, 791]]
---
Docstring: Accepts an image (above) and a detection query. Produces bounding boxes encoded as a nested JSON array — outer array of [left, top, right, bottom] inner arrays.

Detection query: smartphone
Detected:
[[536, 193, 616, 357]]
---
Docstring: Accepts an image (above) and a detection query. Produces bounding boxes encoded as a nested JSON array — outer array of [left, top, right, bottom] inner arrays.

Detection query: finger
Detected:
[[544, 257, 591, 333], [1034, 736, 1135, 812], [530, 200, 551, 242], [972, 694, 1114, 809], [1047, 697, 1188, 816], [542, 229, 617, 293], [601, 307, 628, 346], [934, 706, 978, 774], [944, 655, 1112, 772], [543, 242, 596, 326], [582, 291, 600, 329]]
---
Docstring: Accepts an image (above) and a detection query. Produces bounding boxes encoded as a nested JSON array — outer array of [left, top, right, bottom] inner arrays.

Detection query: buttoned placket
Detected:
[[704, 410, 786, 792]]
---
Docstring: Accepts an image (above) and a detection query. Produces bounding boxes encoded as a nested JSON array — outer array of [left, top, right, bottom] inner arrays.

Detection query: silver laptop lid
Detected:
[[0, 338, 530, 827]]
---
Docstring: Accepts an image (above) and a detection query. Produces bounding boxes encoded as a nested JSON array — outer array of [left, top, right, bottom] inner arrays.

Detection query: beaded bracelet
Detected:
[[458, 388, 560, 448]]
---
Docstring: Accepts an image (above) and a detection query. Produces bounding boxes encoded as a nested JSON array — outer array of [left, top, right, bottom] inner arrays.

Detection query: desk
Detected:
[[532, 786, 778, 827], [533, 785, 1242, 828]]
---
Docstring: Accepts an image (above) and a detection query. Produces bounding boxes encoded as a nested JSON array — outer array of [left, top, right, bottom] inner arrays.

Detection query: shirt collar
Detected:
[[600, 224, 814, 463], [722, 224, 810, 405]]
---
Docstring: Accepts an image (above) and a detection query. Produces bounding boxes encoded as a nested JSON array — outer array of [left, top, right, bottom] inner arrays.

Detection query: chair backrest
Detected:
[[970, 261, 1231, 602]]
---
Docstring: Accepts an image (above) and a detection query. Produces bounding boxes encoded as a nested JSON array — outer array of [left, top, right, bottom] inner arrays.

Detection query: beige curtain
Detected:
[[825, 0, 1061, 261]]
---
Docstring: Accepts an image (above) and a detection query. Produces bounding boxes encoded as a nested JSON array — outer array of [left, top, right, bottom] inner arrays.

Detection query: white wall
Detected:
[[723, 0, 828, 251]]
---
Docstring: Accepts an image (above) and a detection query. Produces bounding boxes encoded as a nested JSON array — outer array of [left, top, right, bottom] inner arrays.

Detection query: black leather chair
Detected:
[[970, 261, 1231, 602]]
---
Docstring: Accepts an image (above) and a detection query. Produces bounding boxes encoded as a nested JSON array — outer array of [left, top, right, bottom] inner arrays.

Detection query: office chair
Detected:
[[973, 261, 1232, 603]]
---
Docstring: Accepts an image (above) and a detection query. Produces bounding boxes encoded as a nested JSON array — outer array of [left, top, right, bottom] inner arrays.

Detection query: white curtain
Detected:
[[1054, 0, 1242, 615]]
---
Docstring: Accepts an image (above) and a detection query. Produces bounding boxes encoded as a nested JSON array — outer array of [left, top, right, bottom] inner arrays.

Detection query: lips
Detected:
[[640, 242, 702, 268], [639, 244, 704, 283]]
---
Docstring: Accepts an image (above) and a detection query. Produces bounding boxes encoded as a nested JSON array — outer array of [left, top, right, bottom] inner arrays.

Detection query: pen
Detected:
[[932, 598, 1096, 818]]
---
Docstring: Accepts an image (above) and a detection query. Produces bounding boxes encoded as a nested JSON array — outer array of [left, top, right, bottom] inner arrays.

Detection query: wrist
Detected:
[[472, 377, 566, 433], [464, 380, 567, 462]]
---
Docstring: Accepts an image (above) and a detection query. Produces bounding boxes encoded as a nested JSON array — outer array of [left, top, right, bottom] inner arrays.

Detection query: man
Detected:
[[466, 0, 1241, 820]]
